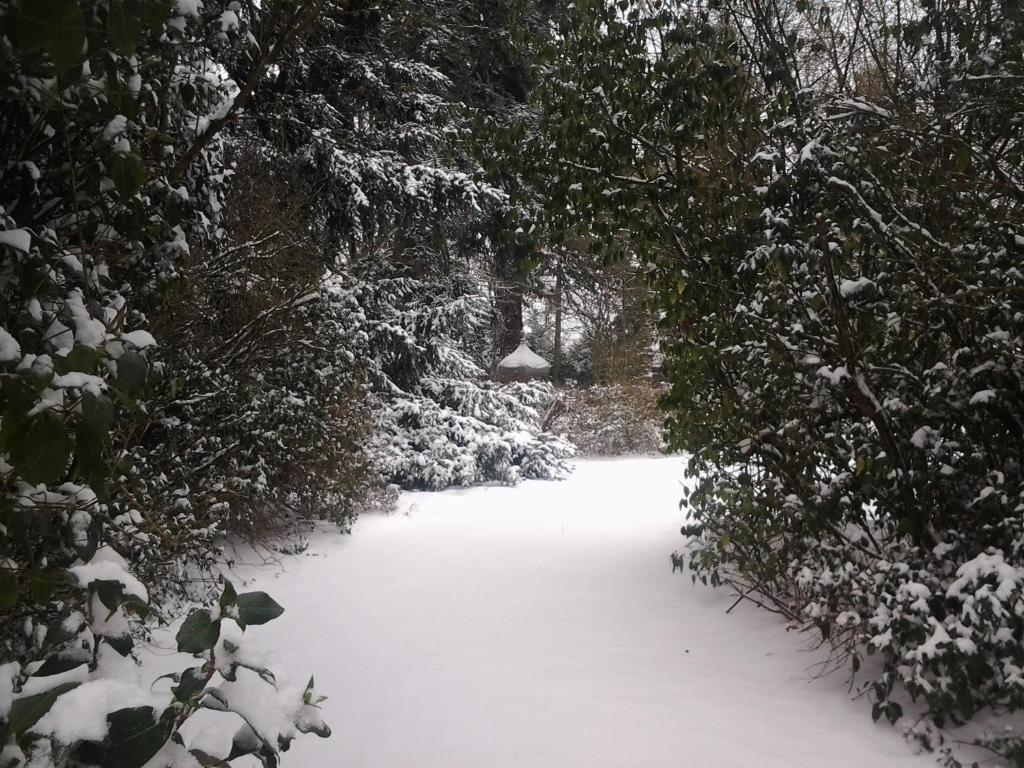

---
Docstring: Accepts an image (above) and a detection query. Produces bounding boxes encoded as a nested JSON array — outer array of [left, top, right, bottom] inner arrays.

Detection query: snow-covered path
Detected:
[[232, 457, 933, 767]]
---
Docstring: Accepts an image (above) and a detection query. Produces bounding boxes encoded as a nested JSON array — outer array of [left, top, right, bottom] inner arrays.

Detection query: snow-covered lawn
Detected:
[[193, 456, 935, 767]]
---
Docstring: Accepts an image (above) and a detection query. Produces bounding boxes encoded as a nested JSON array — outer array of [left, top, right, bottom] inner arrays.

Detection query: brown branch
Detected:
[[817, 215, 928, 543], [171, 0, 330, 180]]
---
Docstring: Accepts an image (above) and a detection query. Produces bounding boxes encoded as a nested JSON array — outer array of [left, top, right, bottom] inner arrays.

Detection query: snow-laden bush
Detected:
[[356, 268, 573, 490], [536, 0, 1024, 753], [777, 534, 1024, 726], [676, 8, 1024, 735], [0, 0, 235, 667], [0, 2, 335, 764], [555, 384, 665, 456], [375, 379, 571, 489], [0, 550, 328, 767], [146, 159, 376, 539]]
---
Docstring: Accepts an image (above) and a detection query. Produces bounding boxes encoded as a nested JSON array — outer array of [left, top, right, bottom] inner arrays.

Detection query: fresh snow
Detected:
[[0, 326, 20, 362], [970, 389, 996, 405], [33, 679, 163, 745], [0, 662, 17, 719], [816, 364, 849, 386], [69, 546, 149, 602], [497, 341, 550, 371], [839, 276, 876, 298], [189, 456, 934, 768], [102, 115, 128, 142], [121, 329, 158, 349], [0, 229, 31, 253]]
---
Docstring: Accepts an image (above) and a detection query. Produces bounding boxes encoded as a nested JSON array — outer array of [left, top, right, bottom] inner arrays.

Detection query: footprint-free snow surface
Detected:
[[228, 456, 934, 767]]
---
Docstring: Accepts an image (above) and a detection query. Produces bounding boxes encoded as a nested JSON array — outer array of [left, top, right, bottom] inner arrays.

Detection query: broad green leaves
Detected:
[[0, 572, 17, 610], [0, 0, 336, 761], [56, 345, 100, 376], [176, 609, 221, 654], [16, 0, 85, 73], [116, 351, 149, 397], [35, 654, 88, 677], [219, 579, 285, 627], [7, 682, 80, 735], [111, 153, 148, 199], [93, 579, 125, 613], [176, 582, 285, 655], [235, 591, 284, 627], [218, 578, 238, 610], [107, 0, 145, 56], [79, 391, 116, 491], [176, 583, 285, 654], [9, 413, 71, 485], [102, 706, 176, 768], [171, 667, 207, 704]]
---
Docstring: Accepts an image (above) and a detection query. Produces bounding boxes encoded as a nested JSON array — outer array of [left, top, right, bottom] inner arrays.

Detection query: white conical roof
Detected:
[[498, 342, 549, 371]]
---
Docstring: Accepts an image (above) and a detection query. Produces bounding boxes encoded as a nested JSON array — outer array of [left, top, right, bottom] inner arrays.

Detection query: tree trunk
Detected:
[[552, 257, 563, 383], [495, 240, 525, 359], [496, 286, 523, 357]]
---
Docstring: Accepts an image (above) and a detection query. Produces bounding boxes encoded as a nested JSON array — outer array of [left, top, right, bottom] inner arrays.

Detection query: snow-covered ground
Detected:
[[181, 456, 936, 767]]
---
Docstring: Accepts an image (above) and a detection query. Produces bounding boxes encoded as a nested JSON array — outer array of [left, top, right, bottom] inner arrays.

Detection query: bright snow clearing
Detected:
[[210, 456, 935, 767]]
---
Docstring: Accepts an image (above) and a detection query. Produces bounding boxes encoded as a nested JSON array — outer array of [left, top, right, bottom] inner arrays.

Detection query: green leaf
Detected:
[[76, 393, 113, 495], [225, 728, 278, 764], [56, 344, 100, 376], [29, 570, 59, 603], [43, 620, 80, 650], [34, 655, 87, 677], [111, 153, 148, 199], [10, 413, 71, 485], [176, 609, 220, 654], [116, 351, 148, 397], [76, 423, 107, 494], [17, 0, 86, 73], [8, 682, 80, 734], [235, 591, 284, 628], [107, 0, 144, 56], [0, 572, 18, 610], [189, 749, 232, 767], [179, 82, 196, 107], [103, 632, 134, 656], [81, 391, 115, 434], [954, 147, 971, 174], [102, 706, 175, 768], [141, 0, 173, 34], [171, 667, 207, 703], [0, 383, 32, 454], [219, 579, 237, 611], [122, 594, 150, 621], [92, 579, 124, 613]]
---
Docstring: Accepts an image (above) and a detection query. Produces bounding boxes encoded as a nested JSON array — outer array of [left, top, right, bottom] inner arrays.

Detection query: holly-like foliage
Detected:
[[0, 1, 333, 764], [534, 0, 1024, 752]]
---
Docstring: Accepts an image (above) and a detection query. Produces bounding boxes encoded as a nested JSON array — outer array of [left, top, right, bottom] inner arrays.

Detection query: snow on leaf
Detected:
[[0, 325, 21, 362], [0, 229, 31, 253]]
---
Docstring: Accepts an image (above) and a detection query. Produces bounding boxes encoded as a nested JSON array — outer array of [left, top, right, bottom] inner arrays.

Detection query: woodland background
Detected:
[[0, 0, 1022, 765]]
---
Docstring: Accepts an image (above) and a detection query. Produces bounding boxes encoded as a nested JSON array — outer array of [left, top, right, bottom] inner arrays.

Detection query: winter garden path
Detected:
[[176, 457, 937, 768]]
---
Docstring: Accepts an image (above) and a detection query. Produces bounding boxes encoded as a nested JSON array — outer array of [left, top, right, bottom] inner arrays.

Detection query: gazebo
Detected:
[[495, 341, 551, 383]]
